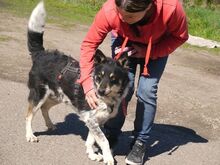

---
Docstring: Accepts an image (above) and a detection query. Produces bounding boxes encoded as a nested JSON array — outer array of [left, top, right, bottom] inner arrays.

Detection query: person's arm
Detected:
[[151, 1, 188, 58], [79, 7, 112, 94], [79, 7, 112, 109]]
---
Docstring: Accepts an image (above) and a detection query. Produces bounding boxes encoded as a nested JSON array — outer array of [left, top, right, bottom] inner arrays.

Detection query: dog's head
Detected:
[[93, 49, 129, 99]]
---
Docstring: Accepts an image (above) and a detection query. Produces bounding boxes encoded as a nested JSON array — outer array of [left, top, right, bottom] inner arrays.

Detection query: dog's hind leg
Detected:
[[26, 86, 50, 142], [26, 102, 39, 142], [86, 131, 103, 162], [41, 98, 59, 131]]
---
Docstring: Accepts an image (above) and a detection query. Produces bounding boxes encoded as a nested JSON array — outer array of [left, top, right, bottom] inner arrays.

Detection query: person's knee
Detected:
[[136, 81, 158, 105]]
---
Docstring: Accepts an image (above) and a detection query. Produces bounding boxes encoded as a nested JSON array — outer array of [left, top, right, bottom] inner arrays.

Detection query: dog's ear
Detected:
[[94, 49, 106, 66], [117, 52, 129, 69]]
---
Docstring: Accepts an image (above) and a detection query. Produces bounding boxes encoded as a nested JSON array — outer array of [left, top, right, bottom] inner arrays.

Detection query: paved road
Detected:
[[0, 78, 219, 165]]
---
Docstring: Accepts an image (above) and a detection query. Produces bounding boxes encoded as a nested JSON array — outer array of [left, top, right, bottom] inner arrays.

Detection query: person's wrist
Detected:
[[81, 77, 94, 94]]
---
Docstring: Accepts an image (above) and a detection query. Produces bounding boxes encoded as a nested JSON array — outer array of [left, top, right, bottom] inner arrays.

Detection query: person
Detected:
[[79, 0, 188, 164]]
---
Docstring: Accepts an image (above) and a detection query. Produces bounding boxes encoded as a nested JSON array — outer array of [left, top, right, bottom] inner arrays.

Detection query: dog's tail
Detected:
[[27, 1, 46, 58]]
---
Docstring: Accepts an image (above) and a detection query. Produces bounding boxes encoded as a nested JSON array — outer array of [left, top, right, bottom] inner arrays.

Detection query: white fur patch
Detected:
[[28, 1, 46, 33]]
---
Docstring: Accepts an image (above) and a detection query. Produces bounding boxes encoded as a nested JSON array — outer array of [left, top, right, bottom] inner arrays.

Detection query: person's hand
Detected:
[[131, 43, 158, 60], [85, 89, 99, 109], [130, 43, 147, 58], [114, 46, 137, 56]]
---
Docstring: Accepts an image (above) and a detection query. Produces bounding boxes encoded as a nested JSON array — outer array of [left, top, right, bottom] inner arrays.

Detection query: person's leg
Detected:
[[125, 56, 168, 165], [134, 56, 168, 143]]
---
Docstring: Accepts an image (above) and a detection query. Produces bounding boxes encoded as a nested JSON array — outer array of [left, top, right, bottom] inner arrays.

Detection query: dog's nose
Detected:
[[98, 89, 105, 96]]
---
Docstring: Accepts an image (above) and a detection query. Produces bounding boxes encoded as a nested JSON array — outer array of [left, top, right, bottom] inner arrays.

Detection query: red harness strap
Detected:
[[142, 36, 152, 76], [114, 36, 153, 116], [114, 37, 129, 60], [114, 36, 152, 75]]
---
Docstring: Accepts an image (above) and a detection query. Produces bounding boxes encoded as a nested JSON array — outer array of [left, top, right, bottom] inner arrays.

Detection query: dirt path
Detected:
[[0, 12, 220, 165]]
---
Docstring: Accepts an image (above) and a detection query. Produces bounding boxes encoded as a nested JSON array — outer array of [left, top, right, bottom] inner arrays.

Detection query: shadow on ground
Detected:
[[34, 113, 208, 164], [115, 123, 208, 164], [35, 113, 88, 141]]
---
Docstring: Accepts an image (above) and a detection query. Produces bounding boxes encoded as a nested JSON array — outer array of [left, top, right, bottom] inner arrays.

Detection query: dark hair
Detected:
[[115, 0, 152, 13], [115, 0, 153, 37]]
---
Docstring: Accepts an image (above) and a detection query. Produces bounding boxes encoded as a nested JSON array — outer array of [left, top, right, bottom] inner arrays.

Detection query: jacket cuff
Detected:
[[81, 77, 94, 94]]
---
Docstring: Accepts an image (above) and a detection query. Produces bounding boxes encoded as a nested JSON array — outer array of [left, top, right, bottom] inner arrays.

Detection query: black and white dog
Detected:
[[26, 2, 129, 164]]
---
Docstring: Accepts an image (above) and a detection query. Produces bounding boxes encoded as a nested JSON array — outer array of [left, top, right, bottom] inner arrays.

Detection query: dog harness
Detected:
[[57, 61, 80, 81], [57, 61, 88, 110]]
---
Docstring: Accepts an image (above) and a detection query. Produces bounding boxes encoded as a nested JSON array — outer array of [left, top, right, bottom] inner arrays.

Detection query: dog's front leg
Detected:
[[95, 133, 114, 165], [86, 131, 103, 162], [86, 119, 114, 165]]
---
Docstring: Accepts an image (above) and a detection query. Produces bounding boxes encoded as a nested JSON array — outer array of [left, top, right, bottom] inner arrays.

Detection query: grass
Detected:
[[0, 35, 12, 42], [1, 0, 220, 52], [186, 6, 220, 42], [182, 43, 220, 55], [1, 0, 102, 25]]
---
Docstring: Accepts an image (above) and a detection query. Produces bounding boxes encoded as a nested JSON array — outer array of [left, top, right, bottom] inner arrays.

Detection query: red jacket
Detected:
[[79, 0, 188, 94]]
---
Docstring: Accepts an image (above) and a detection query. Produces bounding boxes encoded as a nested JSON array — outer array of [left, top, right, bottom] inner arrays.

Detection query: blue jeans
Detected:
[[104, 35, 168, 143]]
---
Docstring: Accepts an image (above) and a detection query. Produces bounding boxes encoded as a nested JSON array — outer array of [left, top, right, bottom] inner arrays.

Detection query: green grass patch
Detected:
[[1, 0, 220, 44], [1, 0, 103, 25], [186, 6, 220, 42], [182, 43, 220, 55], [0, 35, 12, 42]]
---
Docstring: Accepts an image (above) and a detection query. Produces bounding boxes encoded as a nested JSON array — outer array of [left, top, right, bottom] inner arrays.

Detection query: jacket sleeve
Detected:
[[151, 1, 189, 58], [79, 7, 111, 94]]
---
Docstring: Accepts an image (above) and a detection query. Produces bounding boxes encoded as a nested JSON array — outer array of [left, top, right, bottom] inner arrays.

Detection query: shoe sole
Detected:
[[125, 157, 142, 165]]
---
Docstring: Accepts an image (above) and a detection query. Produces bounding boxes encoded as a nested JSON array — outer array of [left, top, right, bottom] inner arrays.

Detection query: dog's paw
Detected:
[[47, 124, 56, 131], [26, 134, 39, 142], [88, 152, 103, 162], [103, 155, 114, 165]]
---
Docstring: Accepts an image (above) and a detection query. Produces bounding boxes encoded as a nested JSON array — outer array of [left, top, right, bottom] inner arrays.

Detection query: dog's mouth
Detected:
[[97, 88, 111, 97]]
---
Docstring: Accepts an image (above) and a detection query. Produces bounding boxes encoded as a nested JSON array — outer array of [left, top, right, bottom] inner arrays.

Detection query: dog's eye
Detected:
[[110, 74, 118, 84], [96, 71, 104, 79], [111, 79, 118, 84], [95, 74, 102, 82]]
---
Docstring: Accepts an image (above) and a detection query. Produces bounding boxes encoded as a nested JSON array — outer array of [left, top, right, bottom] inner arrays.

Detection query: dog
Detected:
[[26, 2, 129, 165]]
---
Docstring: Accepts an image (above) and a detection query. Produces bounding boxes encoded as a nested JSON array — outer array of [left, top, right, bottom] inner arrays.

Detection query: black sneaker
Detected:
[[125, 140, 146, 165]]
